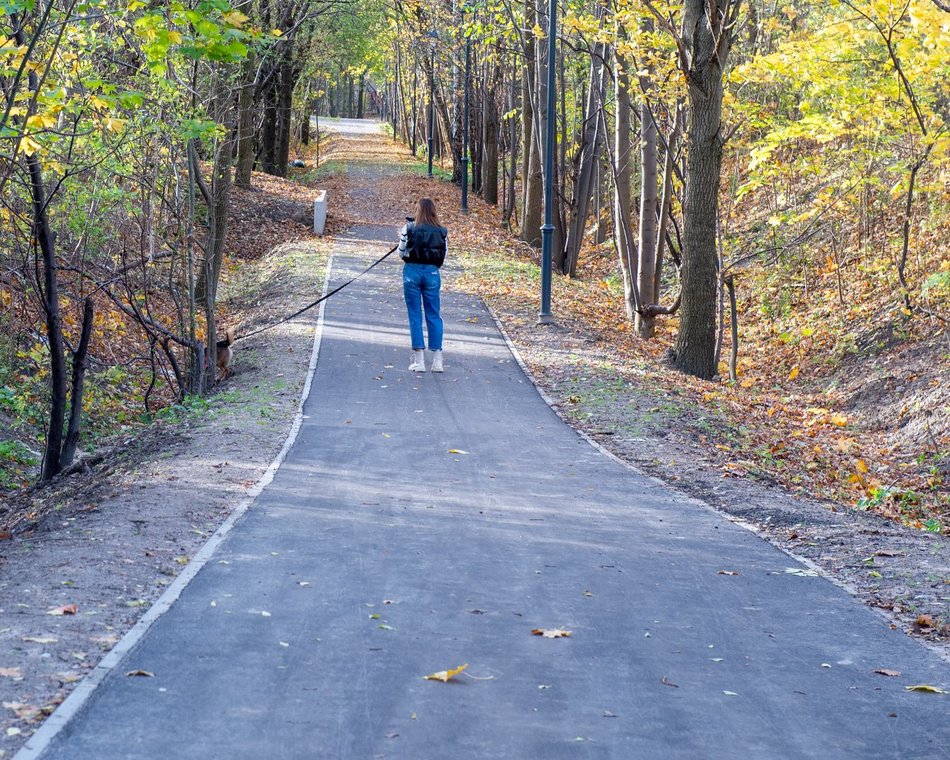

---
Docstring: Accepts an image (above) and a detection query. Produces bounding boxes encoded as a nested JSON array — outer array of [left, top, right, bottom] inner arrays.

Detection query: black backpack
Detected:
[[405, 222, 448, 268]]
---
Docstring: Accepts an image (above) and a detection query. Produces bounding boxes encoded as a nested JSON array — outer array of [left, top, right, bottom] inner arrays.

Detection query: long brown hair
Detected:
[[414, 197, 441, 227]]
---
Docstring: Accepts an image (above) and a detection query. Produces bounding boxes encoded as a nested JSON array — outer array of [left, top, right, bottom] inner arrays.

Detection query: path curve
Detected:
[[19, 119, 950, 760]]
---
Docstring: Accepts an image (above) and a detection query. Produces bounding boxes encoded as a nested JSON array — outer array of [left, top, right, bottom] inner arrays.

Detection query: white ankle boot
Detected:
[[409, 349, 426, 372], [430, 351, 444, 373]]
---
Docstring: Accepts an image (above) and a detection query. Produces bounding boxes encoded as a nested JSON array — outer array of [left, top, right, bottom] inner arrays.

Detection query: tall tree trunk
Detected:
[[613, 46, 637, 321], [503, 58, 520, 226], [29, 153, 67, 481], [357, 71, 366, 118], [234, 53, 257, 188], [260, 81, 279, 175], [520, 0, 541, 244], [60, 296, 94, 467], [274, 60, 294, 177], [674, 0, 735, 379], [563, 37, 606, 277], [636, 22, 659, 338], [482, 63, 500, 205]]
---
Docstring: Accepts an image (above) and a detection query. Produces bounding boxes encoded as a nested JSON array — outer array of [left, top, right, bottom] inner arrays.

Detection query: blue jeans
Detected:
[[402, 263, 443, 351]]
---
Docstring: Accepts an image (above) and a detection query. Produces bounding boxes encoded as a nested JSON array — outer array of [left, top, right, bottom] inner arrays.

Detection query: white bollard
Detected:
[[313, 189, 327, 235]]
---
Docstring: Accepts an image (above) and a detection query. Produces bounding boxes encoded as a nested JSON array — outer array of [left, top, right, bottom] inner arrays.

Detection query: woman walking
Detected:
[[398, 197, 448, 372]]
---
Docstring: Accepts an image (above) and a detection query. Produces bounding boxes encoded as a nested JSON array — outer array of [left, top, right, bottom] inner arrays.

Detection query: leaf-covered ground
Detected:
[[0, 120, 946, 755]]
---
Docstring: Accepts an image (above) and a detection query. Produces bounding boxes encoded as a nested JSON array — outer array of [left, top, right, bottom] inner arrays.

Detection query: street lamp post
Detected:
[[426, 30, 438, 177], [461, 17, 471, 213], [538, 0, 556, 324]]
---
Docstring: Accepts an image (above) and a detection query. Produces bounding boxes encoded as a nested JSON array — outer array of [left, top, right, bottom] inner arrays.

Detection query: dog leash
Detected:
[[236, 244, 399, 341]]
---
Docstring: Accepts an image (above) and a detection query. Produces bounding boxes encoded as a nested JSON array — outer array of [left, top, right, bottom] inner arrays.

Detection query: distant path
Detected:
[[21, 119, 949, 759]]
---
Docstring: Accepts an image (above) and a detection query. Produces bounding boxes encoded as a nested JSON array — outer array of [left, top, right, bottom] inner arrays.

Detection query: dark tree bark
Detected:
[[29, 153, 68, 481], [234, 53, 257, 188], [482, 63, 500, 206], [60, 296, 94, 467], [357, 71, 366, 118], [672, 0, 740, 379], [636, 26, 659, 337]]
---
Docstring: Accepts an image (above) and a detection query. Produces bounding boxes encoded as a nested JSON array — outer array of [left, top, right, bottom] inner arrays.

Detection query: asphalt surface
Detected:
[[26, 220, 950, 758]]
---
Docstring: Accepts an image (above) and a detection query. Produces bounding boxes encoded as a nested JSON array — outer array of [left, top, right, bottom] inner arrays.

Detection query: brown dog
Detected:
[[216, 327, 236, 380]]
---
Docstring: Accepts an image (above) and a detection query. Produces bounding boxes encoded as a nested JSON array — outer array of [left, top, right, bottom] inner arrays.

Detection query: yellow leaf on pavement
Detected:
[[424, 663, 468, 682], [904, 684, 947, 694]]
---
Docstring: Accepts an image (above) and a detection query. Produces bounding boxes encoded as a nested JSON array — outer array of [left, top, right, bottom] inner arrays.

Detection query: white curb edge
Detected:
[[14, 254, 336, 760]]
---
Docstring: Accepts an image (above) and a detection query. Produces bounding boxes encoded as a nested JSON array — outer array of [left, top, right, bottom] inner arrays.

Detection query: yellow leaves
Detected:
[[830, 412, 848, 427], [25, 112, 57, 130], [20, 135, 42, 156], [855, 459, 869, 474], [788, 365, 800, 380], [904, 684, 948, 694], [89, 95, 111, 110], [222, 10, 249, 27], [104, 117, 127, 133], [424, 663, 467, 682]]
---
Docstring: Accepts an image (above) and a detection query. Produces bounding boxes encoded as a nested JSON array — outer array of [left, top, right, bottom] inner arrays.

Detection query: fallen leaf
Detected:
[[7, 726, 22, 736], [784, 567, 819, 577], [718, 570, 739, 576], [0, 668, 23, 678], [378, 624, 394, 631], [723, 690, 739, 696], [603, 710, 617, 718], [904, 684, 947, 694], [424, 663, 468, 682], [661, 676, 678, 688], [22, 636, 58, 644], [448, 449, 469, 454], [531, 628, 572, 639], [874, 669, 901, 677], [125, 670, 154, 678], [46, 604, 78, 616]]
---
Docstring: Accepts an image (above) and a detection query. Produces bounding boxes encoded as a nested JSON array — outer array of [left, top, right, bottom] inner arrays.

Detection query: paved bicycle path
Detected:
[[26, 133, 950, 759]]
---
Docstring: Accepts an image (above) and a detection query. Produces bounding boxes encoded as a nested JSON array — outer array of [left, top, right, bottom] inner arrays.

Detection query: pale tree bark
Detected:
[[521, 0, 542, 246], [563, 34, 607, 277], [195, 70, 236, 388], [613, 46, 637, 321]]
